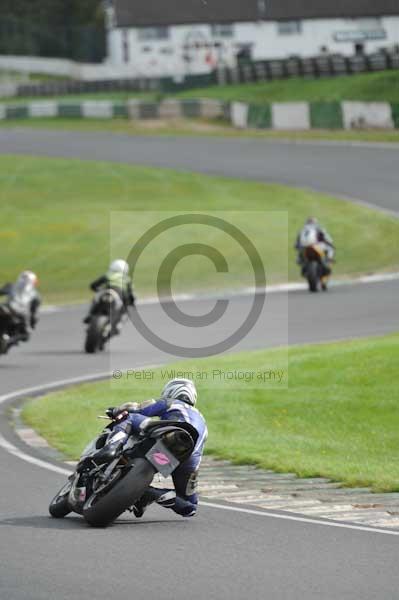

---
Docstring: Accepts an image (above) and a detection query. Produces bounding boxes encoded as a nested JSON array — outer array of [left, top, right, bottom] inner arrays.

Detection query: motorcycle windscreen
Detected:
[[80, 432, 109, 459], [145, 440, 180, 477]]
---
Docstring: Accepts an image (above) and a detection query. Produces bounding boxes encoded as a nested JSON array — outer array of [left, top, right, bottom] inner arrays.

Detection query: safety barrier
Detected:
[[0, 99, 227, 121], [232, 101, 399, 130], [0, 98, 398, 130]]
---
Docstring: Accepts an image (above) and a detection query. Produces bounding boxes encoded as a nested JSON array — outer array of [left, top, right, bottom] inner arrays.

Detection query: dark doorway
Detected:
[[355, 42, 365, 55]]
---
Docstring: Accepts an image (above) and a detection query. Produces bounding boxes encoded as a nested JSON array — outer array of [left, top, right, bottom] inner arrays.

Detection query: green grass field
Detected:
[[22, 333, 399, 491], [2, 69, 399, 104], [2, 118, 399, 144], [2, 154, 399, 303]]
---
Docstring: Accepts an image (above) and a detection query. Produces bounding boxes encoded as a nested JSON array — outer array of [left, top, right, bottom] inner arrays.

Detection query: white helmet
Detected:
[[108, 259, 129, 274], [16, 270, 38, 290], [161, 378, 197, 407]]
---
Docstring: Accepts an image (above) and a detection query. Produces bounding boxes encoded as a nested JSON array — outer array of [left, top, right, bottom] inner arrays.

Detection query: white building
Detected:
[[105, 0, 399, 78]]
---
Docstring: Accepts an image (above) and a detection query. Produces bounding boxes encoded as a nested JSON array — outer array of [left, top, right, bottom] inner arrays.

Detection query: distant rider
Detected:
[[105, 378, 208, 518], [295, 217, 335, 270], [83, 259, 135, 334], [0, 271, 41, 347]]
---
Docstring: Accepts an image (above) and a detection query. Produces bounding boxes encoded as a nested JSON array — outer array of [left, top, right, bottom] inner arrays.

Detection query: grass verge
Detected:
[[2, 118, 399, 143], [1, 154, 399, 303], [22, 333, 399, 492]]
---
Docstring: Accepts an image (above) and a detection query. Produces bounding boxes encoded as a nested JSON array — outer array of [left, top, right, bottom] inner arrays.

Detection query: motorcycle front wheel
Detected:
[[84, 316, 107, 354], [49, 480, 73, 518]]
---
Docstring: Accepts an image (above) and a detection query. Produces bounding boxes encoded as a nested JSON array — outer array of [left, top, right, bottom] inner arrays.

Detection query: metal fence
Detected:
[[15, 72, 217, 98]]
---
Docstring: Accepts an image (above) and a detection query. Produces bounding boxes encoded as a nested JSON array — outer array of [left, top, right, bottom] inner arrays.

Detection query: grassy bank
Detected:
[[2, 154, 399, 303], [179, 70, 399, 104], [22, 333, 399, 491]]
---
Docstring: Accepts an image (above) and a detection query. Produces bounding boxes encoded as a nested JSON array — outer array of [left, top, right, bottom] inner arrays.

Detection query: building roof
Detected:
[[113, 0, 399, 28]]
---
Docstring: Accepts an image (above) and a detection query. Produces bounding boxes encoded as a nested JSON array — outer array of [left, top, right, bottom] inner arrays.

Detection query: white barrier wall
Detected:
[[0, 56, 74, 77], [81, 100, 114, 118], [272, 102, 310, 130], [231, 102, 249, 129], [342, 101, 394, 129], [159, 99, 183, 119], [28, 101, 58, 118], [0, 55, 146, 81], [0, 82, 18, 97], [200, 99, 226, 119]]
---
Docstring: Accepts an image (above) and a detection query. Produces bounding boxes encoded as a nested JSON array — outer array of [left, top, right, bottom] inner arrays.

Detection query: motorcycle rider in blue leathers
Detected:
[[107, 378, 207, 518]]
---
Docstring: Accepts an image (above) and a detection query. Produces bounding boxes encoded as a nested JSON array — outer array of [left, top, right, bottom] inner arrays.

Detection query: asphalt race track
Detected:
[[0, 130, 398, 600]]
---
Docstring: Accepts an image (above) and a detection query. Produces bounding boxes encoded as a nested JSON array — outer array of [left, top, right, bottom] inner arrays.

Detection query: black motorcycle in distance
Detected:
[[84, 288, 122, 353], [0, 304, 27, 355], [49, 413, 198, 527]]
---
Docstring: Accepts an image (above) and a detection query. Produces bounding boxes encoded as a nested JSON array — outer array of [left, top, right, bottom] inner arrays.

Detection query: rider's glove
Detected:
[[106, 407, 129, 422], [105, 407, 116, 419]]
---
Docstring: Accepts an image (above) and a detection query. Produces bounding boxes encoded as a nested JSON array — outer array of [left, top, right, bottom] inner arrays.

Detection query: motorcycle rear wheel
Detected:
[[83, 459, 155, 527], [307, 261, 320, 293]]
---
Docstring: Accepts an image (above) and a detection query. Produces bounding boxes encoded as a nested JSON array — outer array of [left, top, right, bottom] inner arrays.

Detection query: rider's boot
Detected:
[[131, 490, 157, 518]]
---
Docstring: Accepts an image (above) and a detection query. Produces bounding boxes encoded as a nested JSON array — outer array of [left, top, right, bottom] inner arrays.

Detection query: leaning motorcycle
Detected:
[[49, 414, 198, 527], [84, 289, 122, 353]]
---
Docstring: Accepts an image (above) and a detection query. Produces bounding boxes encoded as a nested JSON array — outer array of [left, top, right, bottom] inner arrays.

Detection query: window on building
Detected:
[[122, 30, 130, 63], [211, 24, 234, 38], [138, 27, 169, 41], [277, 21, 302, 36], [258, 0, 267, 18]]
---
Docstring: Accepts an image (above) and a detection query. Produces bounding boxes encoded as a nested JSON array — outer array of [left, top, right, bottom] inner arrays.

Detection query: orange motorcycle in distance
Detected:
[[301, 242, 332, 293]]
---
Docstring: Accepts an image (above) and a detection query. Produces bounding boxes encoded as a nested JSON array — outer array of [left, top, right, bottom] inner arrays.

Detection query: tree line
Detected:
[[0, 0, 106, 62]]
